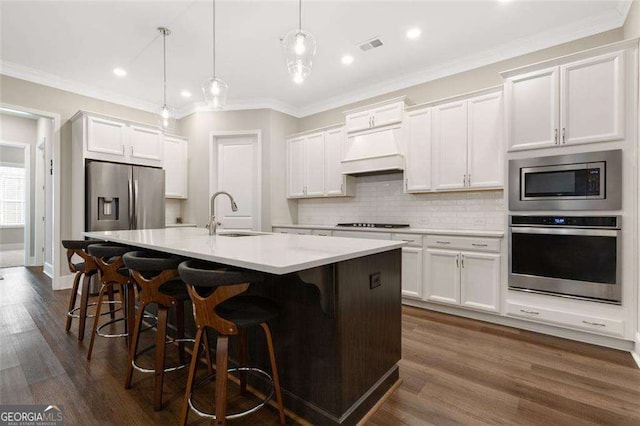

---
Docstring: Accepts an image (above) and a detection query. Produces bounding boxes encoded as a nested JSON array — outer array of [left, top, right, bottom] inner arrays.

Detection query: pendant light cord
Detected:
[[212, 0, 216, 77], [162, 29, 167, 105], [298, 0, 302, 31]]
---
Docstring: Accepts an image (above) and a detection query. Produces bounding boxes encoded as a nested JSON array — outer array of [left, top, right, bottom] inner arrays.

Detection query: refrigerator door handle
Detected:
[[134, 179, 139, 229], [128, 177, 134, 229]]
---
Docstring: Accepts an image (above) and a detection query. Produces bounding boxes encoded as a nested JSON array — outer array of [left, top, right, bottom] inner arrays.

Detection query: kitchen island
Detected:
[[84, 227, 404, 425]]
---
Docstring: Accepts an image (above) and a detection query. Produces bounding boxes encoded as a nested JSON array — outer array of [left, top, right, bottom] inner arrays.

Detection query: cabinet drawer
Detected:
[[333, 230, 392, 240], [272, 227, 312, 235], [425, 235, 500, 252], [392, 233, 423, 247], [506, 302, 624, 337], [312, 230, 333, 237]]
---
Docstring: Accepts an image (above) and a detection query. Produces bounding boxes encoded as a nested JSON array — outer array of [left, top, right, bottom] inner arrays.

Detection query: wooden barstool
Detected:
[[86, 243, 135, 360], [62, 239, 101, 341], [177, 259, 286, 426], [123, 250, 199, 411]]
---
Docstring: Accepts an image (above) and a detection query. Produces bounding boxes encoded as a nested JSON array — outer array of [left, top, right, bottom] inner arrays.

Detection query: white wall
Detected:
[[624, 0, 640, 39]]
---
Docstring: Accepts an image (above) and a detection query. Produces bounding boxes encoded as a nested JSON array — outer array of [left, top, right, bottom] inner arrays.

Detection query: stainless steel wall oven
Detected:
[[508, 215, 621, 304]]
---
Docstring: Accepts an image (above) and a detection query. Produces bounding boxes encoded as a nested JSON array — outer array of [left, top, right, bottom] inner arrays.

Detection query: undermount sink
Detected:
[[217, 231, 263, 237]]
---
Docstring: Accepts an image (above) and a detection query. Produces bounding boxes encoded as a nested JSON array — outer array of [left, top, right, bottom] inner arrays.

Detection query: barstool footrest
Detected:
[[67, 301, 122, 319], [187, 367, 275, 420], [132, 338, 196, 373]]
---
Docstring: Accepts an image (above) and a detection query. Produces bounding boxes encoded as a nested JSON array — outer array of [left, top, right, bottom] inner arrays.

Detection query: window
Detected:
[[0, 166, 25, 226]]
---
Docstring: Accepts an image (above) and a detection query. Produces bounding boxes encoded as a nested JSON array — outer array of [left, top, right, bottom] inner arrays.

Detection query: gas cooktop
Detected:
[[336, 223, 410, 229]]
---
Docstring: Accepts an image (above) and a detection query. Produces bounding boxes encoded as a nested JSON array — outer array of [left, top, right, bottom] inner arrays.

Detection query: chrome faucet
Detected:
[[207, 191, 238, 235]]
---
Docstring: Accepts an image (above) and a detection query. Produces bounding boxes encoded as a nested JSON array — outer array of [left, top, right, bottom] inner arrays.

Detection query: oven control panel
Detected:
[[510, 215, 620, 229]]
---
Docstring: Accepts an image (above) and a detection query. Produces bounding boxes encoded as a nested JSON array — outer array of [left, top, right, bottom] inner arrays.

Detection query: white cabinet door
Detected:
[[401, 247, 423, 299], [324, 128, 345, 195], [372, 102, 403, 128], [304, 133, 325, 197], [164, 136, 188, 198], [467, 91, 503, 188], [561, 50, 624, 146], [287, 137, 305, 198], [460, 252, 500, 313], [346, 110, 372, 133], [404, 108, 432, 192], [433, 100, 468, 190], [505, 66, 559, 151], [425, 249, 460, 305], [86, 115, 128, 157], [129, 125, 163, 164]]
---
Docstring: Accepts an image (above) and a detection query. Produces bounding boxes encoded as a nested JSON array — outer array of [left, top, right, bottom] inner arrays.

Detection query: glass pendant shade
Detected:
[[157, 104, 176, 130], [201, 76, 228, 109], [283, 29, 316, 84]]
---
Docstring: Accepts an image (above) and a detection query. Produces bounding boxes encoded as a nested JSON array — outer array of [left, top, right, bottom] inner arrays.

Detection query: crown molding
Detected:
[[0, 59, 160, 115], [1, 0, 632, 121]]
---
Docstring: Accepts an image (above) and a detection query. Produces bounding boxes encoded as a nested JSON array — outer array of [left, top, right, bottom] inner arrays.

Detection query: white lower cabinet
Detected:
[[425, 236, 501, 313]]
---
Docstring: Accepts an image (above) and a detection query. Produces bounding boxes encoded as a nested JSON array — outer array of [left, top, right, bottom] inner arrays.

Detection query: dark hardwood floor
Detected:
[[1, 266, 640, 425]]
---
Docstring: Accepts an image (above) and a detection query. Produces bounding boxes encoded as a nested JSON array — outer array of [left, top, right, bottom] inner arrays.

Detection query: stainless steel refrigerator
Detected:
[[86, 160, 165, 232]]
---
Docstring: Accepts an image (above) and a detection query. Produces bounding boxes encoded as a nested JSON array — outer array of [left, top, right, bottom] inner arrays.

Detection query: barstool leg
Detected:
[[238, 327, 248, 395], [65, 272, 82, 333], [261, 323, 286, 425], [125, 301, 148, 390], [176, 302, 186, 365], [202, 330, 214, 375], [87, 284, 107, 360], [179, 327, 204, 426], [125, 283, 136, 350], [77, 274, 92, 341], [154, 306, 169, 411], [106, 284, 116, 320], [214, 335, 230, 425]]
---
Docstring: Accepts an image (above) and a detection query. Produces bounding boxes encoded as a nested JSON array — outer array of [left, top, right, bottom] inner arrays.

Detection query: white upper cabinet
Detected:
[[404, 108, 432, 192], [504, 67, 559, 151], [560, 51, 624, 145], [467, 91, 503, 188], [287, 128, 354, 199], [433, 100, 468, 190], [81, 112, 164, 167], [504, 47, 626, 151], [345, 99, 405, 133], [304, 133, 325, 197], [163, 135, 188, 199]]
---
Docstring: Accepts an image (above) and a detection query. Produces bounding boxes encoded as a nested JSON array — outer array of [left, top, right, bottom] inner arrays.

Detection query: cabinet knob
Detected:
[[554, 128, 558, 144], [562, 128, 566, 144]]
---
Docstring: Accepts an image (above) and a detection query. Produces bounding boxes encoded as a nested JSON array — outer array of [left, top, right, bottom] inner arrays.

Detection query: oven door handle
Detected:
[[510, 227, 620, 237]]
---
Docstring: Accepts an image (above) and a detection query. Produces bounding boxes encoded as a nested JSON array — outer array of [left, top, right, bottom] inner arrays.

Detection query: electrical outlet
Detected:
[[369, 272, 382, 289]]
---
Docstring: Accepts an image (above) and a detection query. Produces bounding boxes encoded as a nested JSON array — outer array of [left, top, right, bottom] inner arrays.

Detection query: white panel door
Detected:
[[86, 115, 128, 157], [304, 133, 325, 197], [215, 134, 259, 230], [129, 125, 163, 164], [561, 50, 625, 145], [433, 100, 468, 190], [404, 108, 432, 192], [460, 252, 500, 313], [287, 137, 305, 198], [425, 249, 460, 305], [164, 136, 188, 198], [401, 247, 423, 299], [505, 66, 559, 151], [467, 91, 503, 188], [345, 110, 372, 133], [372, 102, 403, 128], [324, 127, 345, 195]]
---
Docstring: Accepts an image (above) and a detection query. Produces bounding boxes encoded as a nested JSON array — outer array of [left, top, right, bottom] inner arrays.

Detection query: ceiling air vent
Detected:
[[359, 37, 384, 52]]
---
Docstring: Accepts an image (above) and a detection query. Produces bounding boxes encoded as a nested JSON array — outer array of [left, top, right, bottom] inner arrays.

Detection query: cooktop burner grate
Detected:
[[336, 223, 410, 229]]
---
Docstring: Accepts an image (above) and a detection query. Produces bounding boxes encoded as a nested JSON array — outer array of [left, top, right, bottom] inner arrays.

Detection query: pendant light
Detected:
[[283, 0, 316, 84], [201, 0, 228, 109], [157, 27, 175, 130]]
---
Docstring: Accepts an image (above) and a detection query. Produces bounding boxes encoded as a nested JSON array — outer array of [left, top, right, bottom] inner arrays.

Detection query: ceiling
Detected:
[[0, 1, 632, 118]]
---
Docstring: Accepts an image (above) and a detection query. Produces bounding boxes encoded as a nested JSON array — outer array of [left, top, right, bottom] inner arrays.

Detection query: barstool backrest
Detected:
[[123, 251, 184, 306], [62, 239, 99, 274], [178, 260, 264, 290], [88, 243, 134, 260]]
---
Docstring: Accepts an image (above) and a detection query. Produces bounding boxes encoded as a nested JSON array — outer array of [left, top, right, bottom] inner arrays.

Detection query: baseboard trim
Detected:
[[633, 332, 640, 369], [402, 298, 634, 352], [43, 262, 53, 278], [54, 274, 75, 290]]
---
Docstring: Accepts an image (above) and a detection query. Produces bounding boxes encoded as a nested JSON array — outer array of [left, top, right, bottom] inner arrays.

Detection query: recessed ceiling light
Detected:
[[406, 28, 422, 40], [113, 67, 127, 77], [341, 55, 354, 65], [181, 90, 192, 98]]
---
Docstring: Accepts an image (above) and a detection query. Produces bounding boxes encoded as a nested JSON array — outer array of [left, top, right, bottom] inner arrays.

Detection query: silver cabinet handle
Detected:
[[461, 254, 464, 268], [463, 174, 466, 186], [436, 240, 451, 244], [340, 183, 344, 193], [582, 320, 605, 327], [122, 144, 126, 155], [562, 127, 566, 144], [405, 178, 408, 190], [520, 309, 539, 315], [468, 174, 471, 186], [130, 145, 134, 157], [554, 128, 558, 144], [455, 255, 459, 268], [472, 243, 488, 247]]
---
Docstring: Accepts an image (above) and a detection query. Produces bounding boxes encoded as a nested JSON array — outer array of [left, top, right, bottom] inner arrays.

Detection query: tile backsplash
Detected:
[[297, 173, 505, 230], [165, 199, 183, 224]]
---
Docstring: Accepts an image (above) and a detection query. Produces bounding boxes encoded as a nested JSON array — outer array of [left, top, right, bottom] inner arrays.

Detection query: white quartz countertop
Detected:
[[84, 227, 405, 275], [272, 224, 505, 238]]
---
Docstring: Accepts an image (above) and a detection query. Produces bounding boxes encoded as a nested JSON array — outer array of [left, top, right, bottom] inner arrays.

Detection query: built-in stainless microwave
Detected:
[[509, 150, 622, 211]]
